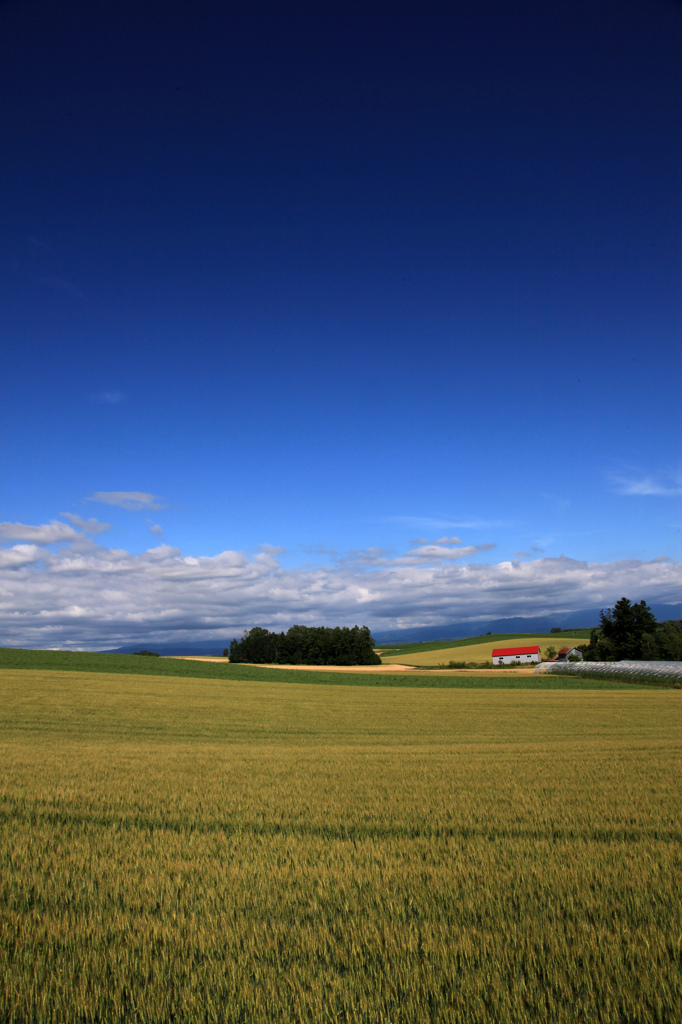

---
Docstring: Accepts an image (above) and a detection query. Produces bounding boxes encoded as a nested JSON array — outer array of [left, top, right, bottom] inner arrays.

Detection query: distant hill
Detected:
[[104, 640, 237, 657], [371, 603, 682, 646], [76, 601, 682, 654]]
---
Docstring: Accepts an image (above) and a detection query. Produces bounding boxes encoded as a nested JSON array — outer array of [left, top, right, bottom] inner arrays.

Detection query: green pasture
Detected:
[[0, 647, 633, 688], [0, 667, 680, 1022]]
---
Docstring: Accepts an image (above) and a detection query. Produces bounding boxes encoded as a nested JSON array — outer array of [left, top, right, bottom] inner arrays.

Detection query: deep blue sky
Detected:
[[1, 0, 680, 646]]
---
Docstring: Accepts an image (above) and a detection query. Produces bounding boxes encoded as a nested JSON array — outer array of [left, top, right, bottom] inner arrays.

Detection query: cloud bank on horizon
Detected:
[[0, 517, 679, 649]]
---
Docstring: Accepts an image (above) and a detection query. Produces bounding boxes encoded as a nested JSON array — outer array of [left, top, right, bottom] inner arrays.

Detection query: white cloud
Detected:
[[87, 491, 165, 511], [0, 525, 680, 649], [514, 551, 532, 558], [144, 544, 182, 559], [149, 523, 164, 535], [0, 544, 43, 569], [393, 543, 495, 565], [0, 520, 80, 545]]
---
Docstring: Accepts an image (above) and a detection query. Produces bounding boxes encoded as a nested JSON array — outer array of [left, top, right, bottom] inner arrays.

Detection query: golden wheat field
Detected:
[[1, 668, 681, 1023], [380, 637, 579, 666]]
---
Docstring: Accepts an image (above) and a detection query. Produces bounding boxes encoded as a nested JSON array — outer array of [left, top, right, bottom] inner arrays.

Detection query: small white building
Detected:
[[556, 647, 583, 661], [492, 645, 542, 665]]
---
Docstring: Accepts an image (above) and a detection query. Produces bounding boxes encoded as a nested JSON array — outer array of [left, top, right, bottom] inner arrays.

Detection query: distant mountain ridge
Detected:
[[100, 603, 682, 655], [104, 640, 236, 657], [371, 603, 682, 646]]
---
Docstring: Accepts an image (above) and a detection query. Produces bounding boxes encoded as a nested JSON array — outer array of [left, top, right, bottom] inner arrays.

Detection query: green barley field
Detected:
[[1, 666, 681, 1022]]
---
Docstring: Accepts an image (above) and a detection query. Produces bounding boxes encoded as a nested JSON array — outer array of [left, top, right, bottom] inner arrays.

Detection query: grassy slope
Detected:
[[377, 629, 592, 658], [0, 647, 633, 689], [381, 634, 590, 666], [0, 670, 680, 1023]]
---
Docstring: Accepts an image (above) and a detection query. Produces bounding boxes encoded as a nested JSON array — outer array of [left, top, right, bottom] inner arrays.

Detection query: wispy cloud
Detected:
[[342, 539, 495, 568], [403, 544, 491, 567], [93, 391, 125, 405], [0, 524, 679, 649], [410, 536, 462, 545], [514, 551, 532, 558], [37, 273, 84, 298], [609, 469, 682, 497], [61, 514, 112, 535], [26, 237, 55, 255], [387, 515, 508, 530], [149, 523, 164, 535], [13, 238, 83, 298], [87, 491, 165, 511], [301, 543, 338, 557]]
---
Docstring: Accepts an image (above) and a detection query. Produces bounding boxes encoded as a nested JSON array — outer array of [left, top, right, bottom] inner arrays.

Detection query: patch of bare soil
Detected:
[[163, 656, 535, 676]]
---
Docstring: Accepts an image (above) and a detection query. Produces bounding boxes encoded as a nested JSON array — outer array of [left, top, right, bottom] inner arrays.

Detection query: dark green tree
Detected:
[[226, 624, 381, 665], [640, 620, 682, 661], [583, 598, 658, 661], [656, 620, 682, 660]]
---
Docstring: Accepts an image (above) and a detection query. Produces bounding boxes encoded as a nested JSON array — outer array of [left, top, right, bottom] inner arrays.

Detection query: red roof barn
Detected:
[[492, 645, 541, 665]]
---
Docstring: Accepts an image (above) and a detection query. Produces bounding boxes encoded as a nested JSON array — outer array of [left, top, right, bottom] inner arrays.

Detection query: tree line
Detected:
[[580, 598, 681, 661], [225, 624, 382, 665]]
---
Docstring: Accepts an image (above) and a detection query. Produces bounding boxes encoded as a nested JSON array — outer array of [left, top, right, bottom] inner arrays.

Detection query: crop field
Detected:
[[1, 668, 681, 1023], [380, 636, 585, 666]]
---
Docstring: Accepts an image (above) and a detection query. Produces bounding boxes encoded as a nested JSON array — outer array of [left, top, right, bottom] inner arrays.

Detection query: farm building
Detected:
[[555, 647, 583, 661], [492, 645, 541, 665]]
